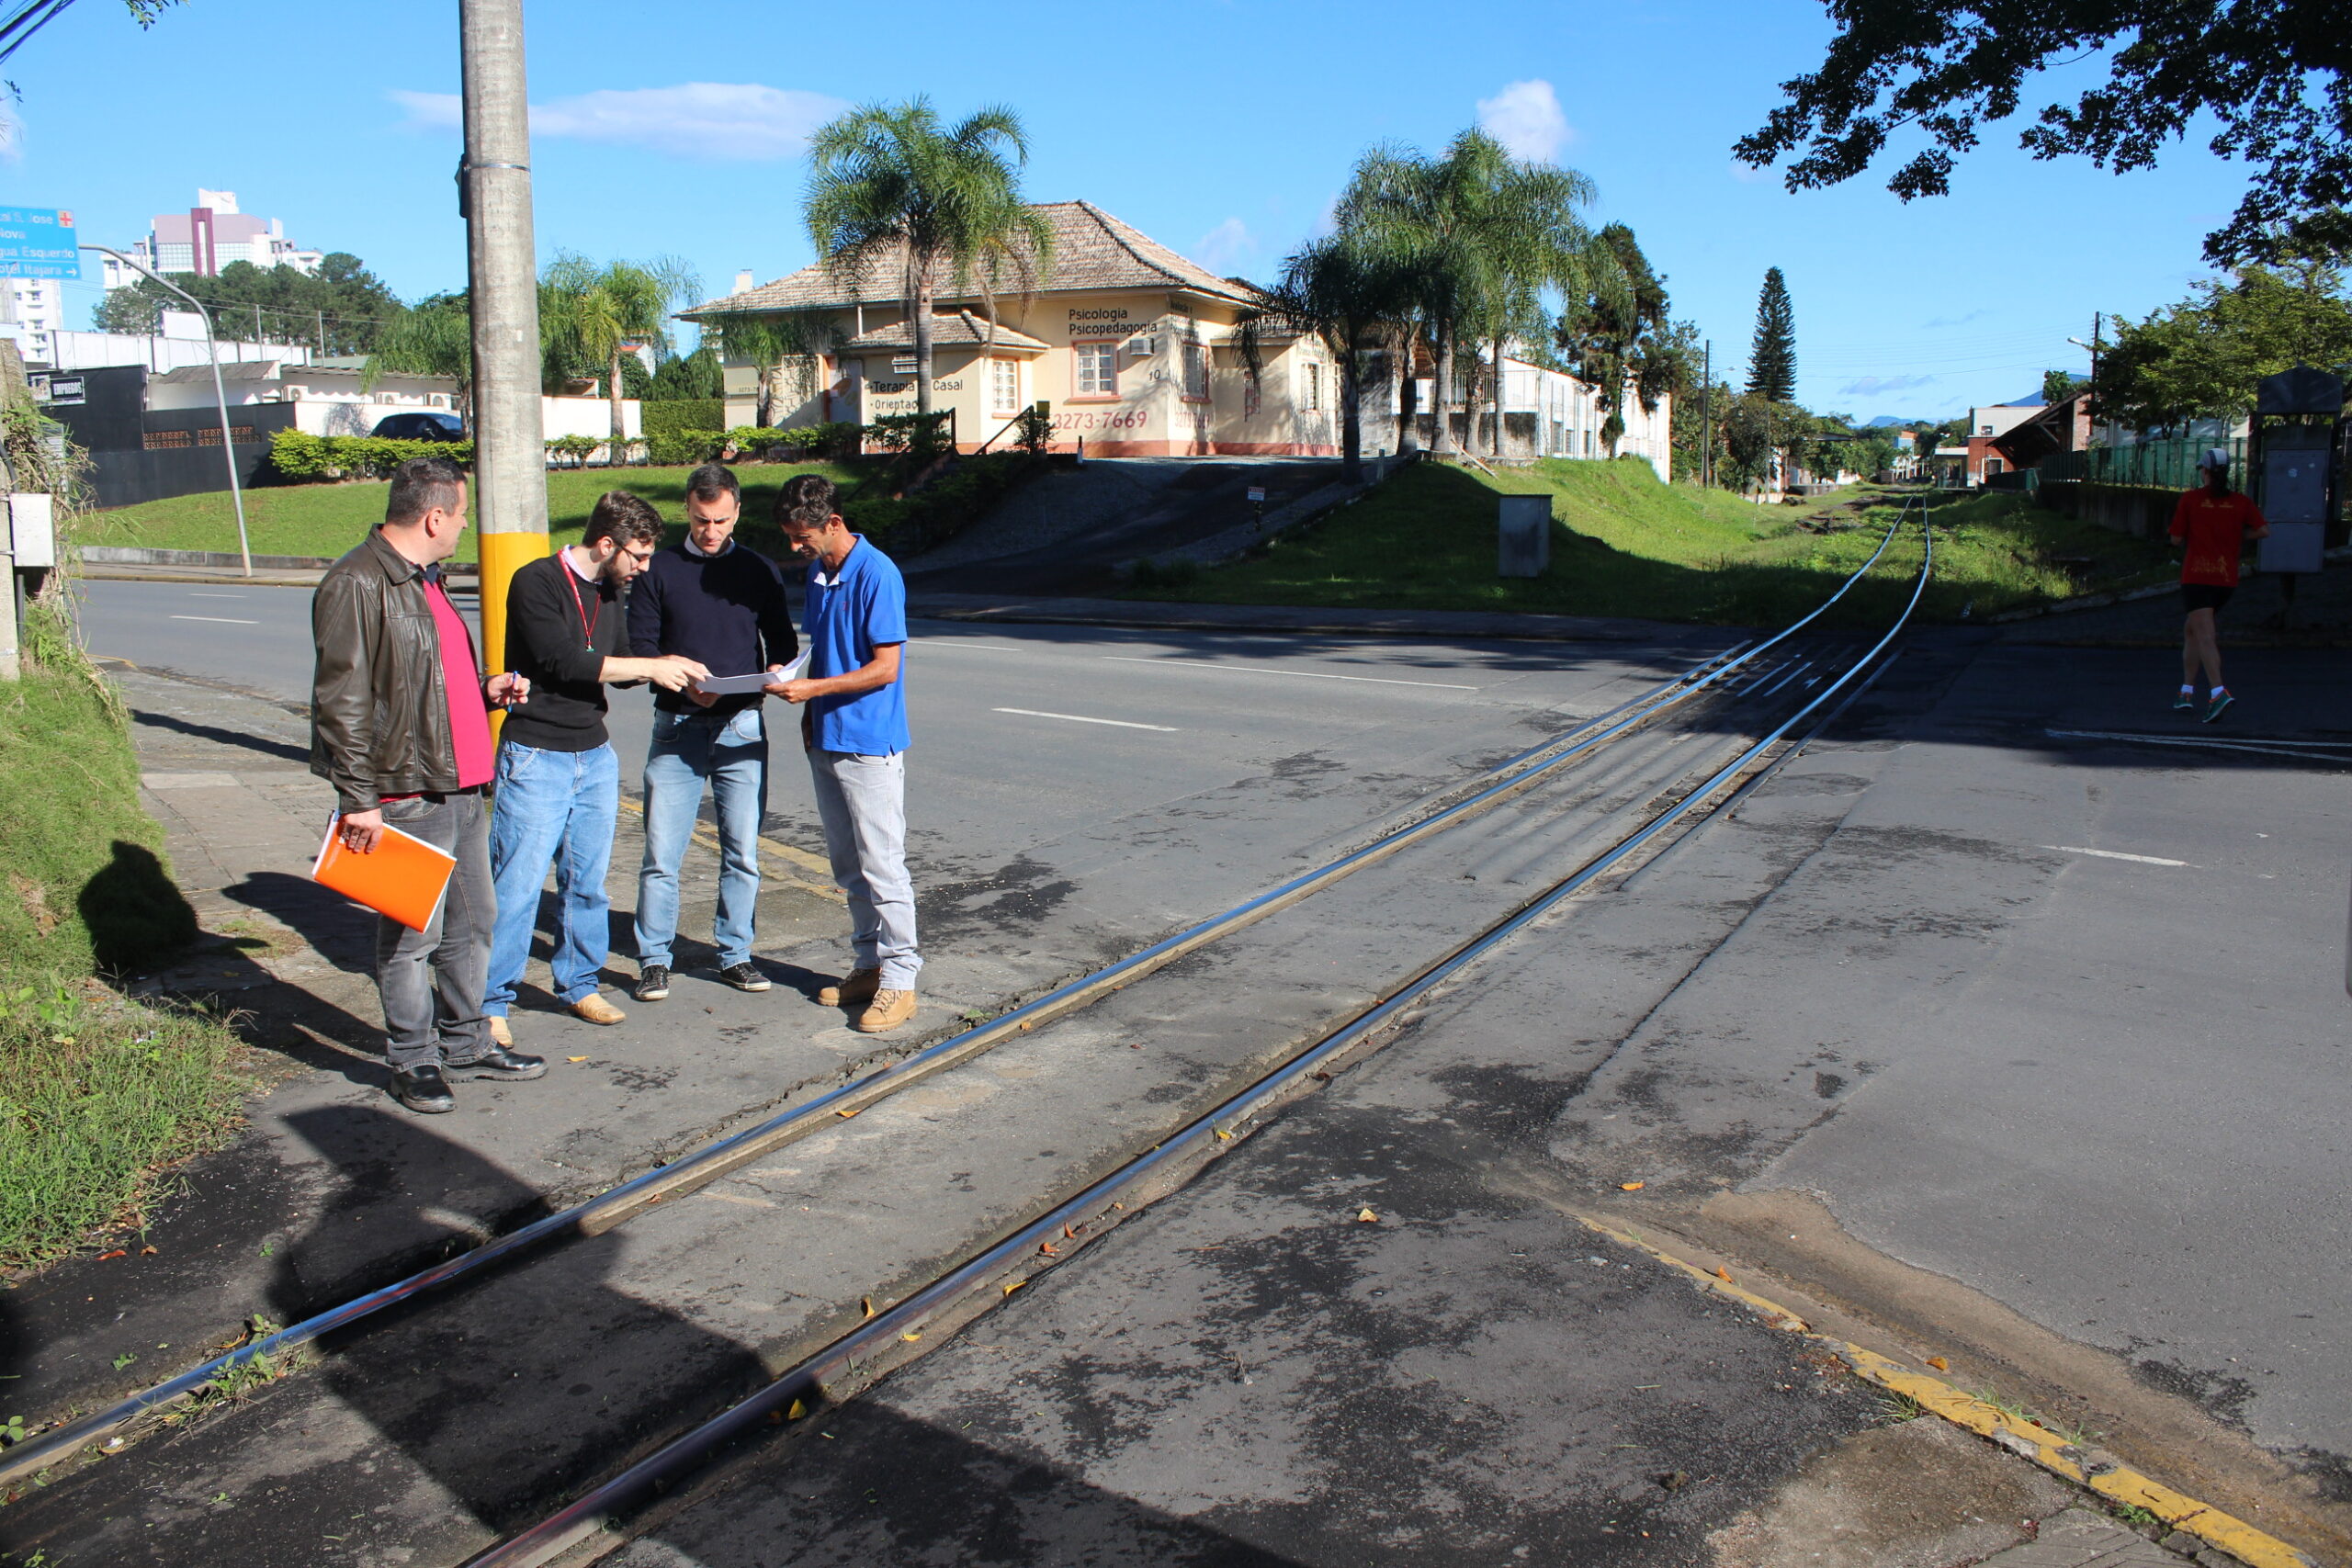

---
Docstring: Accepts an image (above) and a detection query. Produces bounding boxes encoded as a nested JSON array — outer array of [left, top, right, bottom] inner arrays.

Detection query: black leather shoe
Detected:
[[445, 1043, 548, 1081], [634, 964, 672, 1002], [718, 961, 771, 993], [390, 1063, 455, 1113]]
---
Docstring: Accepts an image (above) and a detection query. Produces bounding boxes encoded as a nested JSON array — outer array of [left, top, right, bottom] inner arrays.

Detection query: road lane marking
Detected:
[[992, 706, 1177, 732], [923, 640, 1027, 653], [2046, 844, 2193, 867], [169, 615, 259, 625], [2047, 727, 2352, 761], [1101, 655, 1477, 691]]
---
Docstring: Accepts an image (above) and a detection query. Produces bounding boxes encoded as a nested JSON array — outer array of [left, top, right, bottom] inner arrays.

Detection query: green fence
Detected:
[[2038, 436, 2246, 490]]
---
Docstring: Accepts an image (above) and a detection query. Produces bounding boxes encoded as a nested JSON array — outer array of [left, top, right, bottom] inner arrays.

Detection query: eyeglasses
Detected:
[[623, 547, 654, 566]]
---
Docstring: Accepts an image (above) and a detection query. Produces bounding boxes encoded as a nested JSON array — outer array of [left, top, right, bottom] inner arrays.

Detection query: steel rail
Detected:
[[0, 503, 1916, 1488], [468, 507, 1935, 1568]]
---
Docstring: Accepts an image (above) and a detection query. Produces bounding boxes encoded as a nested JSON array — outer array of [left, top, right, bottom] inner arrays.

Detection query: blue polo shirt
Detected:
[[804, 536, 910, 755]]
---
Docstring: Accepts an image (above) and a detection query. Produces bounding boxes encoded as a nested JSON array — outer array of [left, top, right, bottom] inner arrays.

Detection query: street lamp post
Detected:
[[82, 243, 252, 577]]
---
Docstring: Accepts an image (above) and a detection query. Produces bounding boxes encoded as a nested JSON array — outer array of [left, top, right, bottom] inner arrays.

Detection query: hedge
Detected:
[[643, 400, 726, 437], [269, 429, 474, 480]]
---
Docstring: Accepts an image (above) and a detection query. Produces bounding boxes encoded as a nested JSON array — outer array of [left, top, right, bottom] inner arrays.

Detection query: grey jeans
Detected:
[[807, 749, 921, 988], [371, 790, 494, 1069]]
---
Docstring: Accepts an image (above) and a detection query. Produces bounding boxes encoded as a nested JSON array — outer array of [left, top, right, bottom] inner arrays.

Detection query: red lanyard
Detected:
[[562, 555, 598, 650]]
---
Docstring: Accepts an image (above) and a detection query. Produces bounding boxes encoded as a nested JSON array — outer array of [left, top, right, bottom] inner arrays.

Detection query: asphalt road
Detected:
[[51, 572, 2352, 1561], [71, 575, 1723, 916]]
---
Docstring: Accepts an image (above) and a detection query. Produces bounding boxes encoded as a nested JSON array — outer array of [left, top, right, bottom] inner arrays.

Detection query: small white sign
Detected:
[[1246, 486, 1266, 503], [9, 492, 55, 569]]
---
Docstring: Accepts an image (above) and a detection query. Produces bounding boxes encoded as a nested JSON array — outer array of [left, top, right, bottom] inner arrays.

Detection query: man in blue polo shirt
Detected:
[[769, 473, 920, 1032]]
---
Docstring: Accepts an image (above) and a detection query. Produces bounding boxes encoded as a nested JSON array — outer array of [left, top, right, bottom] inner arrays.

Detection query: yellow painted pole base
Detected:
[[476, 529, 548, 742]]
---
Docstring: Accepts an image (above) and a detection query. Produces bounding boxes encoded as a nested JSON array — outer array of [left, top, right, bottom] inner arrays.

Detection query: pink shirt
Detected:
[[425, 573, 493, 790]]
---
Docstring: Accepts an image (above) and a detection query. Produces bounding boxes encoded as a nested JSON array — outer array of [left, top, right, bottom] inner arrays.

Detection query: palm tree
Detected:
[[365, 292, 474, 428], [804, 97, 1054, 420], [701, 310, 831, 428], [540, 254, 701, 457], [1234, 233, 1418, 484], [1338, 129, 1607, 459]]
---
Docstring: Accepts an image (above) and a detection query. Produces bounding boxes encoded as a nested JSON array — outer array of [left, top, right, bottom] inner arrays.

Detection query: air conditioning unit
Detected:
[[1126, 335, 1156, 357]]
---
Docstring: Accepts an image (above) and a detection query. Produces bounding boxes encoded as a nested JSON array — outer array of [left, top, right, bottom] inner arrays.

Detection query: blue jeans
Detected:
[[636, 705, 769, 970], [486, 739, 620, 1014]]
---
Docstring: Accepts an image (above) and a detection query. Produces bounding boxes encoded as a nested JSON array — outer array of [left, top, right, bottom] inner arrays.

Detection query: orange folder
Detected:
[[311, 814, 458, 932]]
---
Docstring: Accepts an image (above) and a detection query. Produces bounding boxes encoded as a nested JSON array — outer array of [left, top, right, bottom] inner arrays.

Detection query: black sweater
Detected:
[[627, 541, 797, 716], [502, 551, 629, 751]]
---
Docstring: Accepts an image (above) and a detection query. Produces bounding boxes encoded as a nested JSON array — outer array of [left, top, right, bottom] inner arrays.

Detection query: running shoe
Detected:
[[2173, 691, 2197, 711], [2204, 692, 2234, 724], [718, 961, 772, 993], [634, 964, 671, 1001]]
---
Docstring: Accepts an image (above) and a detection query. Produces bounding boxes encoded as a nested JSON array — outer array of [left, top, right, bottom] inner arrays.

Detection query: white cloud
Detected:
[[390, 82, 851, 162], [1192, 217, 1254, 274], [1476, 80, 1572, 164]]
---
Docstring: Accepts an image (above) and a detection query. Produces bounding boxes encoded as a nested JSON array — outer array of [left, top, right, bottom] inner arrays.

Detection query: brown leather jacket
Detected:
[[310, 529, 479, 812]]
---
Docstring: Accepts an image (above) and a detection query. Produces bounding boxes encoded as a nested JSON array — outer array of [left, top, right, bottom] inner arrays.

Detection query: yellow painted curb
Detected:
[[1573, 1213, 2316, 1568]]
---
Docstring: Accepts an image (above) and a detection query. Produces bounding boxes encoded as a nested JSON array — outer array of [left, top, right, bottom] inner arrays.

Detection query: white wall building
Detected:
[[139, 355, 637, 446], [0, 277, 67, 363], [105, 189, 323, 286]]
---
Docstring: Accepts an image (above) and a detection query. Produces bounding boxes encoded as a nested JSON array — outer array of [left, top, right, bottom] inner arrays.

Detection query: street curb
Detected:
[[1570, 1211, 2313, 1568]]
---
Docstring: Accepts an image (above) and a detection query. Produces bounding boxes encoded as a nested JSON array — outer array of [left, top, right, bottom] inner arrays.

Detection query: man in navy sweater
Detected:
[[628, 464, 798, 1000]]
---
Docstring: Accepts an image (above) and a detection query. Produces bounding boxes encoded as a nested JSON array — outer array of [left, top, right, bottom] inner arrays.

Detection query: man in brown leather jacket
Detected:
[[311, 456, 536, 1113]]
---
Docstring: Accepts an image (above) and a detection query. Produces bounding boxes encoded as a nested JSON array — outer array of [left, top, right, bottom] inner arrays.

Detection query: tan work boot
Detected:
[[852, 988, 916, 1033], [487, 1015, 514, 1049], [571, 992, 627, 1026], [819, 967, 882, 1008]]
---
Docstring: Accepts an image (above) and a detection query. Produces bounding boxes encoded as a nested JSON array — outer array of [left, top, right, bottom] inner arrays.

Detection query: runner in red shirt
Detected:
[[2168, 447, 2268, 723]]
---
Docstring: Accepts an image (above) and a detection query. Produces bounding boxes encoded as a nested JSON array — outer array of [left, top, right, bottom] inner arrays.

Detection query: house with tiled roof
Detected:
[[679, 201, 1340, 457]]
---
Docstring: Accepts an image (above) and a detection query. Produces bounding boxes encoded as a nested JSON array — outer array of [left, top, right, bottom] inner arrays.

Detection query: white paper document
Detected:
[[691, 650, 808, 695]]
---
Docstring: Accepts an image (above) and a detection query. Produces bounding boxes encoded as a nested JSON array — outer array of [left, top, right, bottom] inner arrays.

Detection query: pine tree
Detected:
[[1747, 266, 1796, 403]]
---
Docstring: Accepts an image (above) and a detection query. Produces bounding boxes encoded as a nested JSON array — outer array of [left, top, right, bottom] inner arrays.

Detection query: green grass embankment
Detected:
[[83, 462, 865, 563], [0, 607, 243, 1269], [1139, 458, 2175, 625]]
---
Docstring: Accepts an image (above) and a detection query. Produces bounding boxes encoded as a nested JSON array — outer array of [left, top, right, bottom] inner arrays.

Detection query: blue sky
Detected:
[[2, 0, 2255, 423]]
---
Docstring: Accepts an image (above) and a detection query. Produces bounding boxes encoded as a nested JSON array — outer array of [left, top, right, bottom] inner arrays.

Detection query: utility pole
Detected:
[[460, 0, 548, 694], [1701, 340, 1712, 488]]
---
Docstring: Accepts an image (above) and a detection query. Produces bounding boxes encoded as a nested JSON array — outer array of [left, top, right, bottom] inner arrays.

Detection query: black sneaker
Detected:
[[718, 961, 772, 993], [389, 1062, 454, 1114], [445, 1043, 548, 1081], [634, 964, 672, 1002]]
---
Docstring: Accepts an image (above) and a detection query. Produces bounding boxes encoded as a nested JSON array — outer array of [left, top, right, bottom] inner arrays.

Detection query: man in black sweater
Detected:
[[485, 492, 707, 1040], [627, 463, 797, 999]]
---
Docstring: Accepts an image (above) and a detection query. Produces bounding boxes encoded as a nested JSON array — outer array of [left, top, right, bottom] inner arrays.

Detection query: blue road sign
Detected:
[[0, 208, 81, 279]]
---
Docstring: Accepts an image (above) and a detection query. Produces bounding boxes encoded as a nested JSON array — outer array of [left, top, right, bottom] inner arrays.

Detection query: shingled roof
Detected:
[[841, 310, 1052, 355], [680, 201, 1255, 320]]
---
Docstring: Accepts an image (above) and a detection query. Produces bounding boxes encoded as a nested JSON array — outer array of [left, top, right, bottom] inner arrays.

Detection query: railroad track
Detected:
[[2, 502, 1930, 1566]]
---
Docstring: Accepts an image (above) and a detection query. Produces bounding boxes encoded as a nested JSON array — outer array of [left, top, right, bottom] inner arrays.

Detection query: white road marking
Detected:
[[923, 640, 1027, 653], [992, 706, 1178, 732], [2046, 727, 2352, 762], [1102, 655, 1478, 691], [2047, 845, 2194, 868], [169, 615, 259, 625]]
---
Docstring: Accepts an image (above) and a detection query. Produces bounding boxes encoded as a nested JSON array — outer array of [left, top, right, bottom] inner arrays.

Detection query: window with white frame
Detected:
[[990, 356, 1019, 415], [892, 354, 918, 375], [1301, 360, 1322, 412], [1182, 342, 1208, 400], [1075, 341, 1117, 398]]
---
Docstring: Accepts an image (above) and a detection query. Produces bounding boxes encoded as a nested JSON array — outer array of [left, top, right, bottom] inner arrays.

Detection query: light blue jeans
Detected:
[[486, 739, 620, 1014], [636, 705, 769, 970], [808, 748, 921, 989]]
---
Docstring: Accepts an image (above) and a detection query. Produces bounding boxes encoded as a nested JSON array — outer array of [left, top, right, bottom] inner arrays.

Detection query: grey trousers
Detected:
[[370, 790, 494, 1069], [807, 748, 921, 989]]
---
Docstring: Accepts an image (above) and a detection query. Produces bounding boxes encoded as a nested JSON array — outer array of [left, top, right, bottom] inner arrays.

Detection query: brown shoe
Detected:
[[488, 1015, 514, 1049], [819, 967, 882, 1008], [571, 993, 627, 1026], [852, 988, 916, 1033]]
